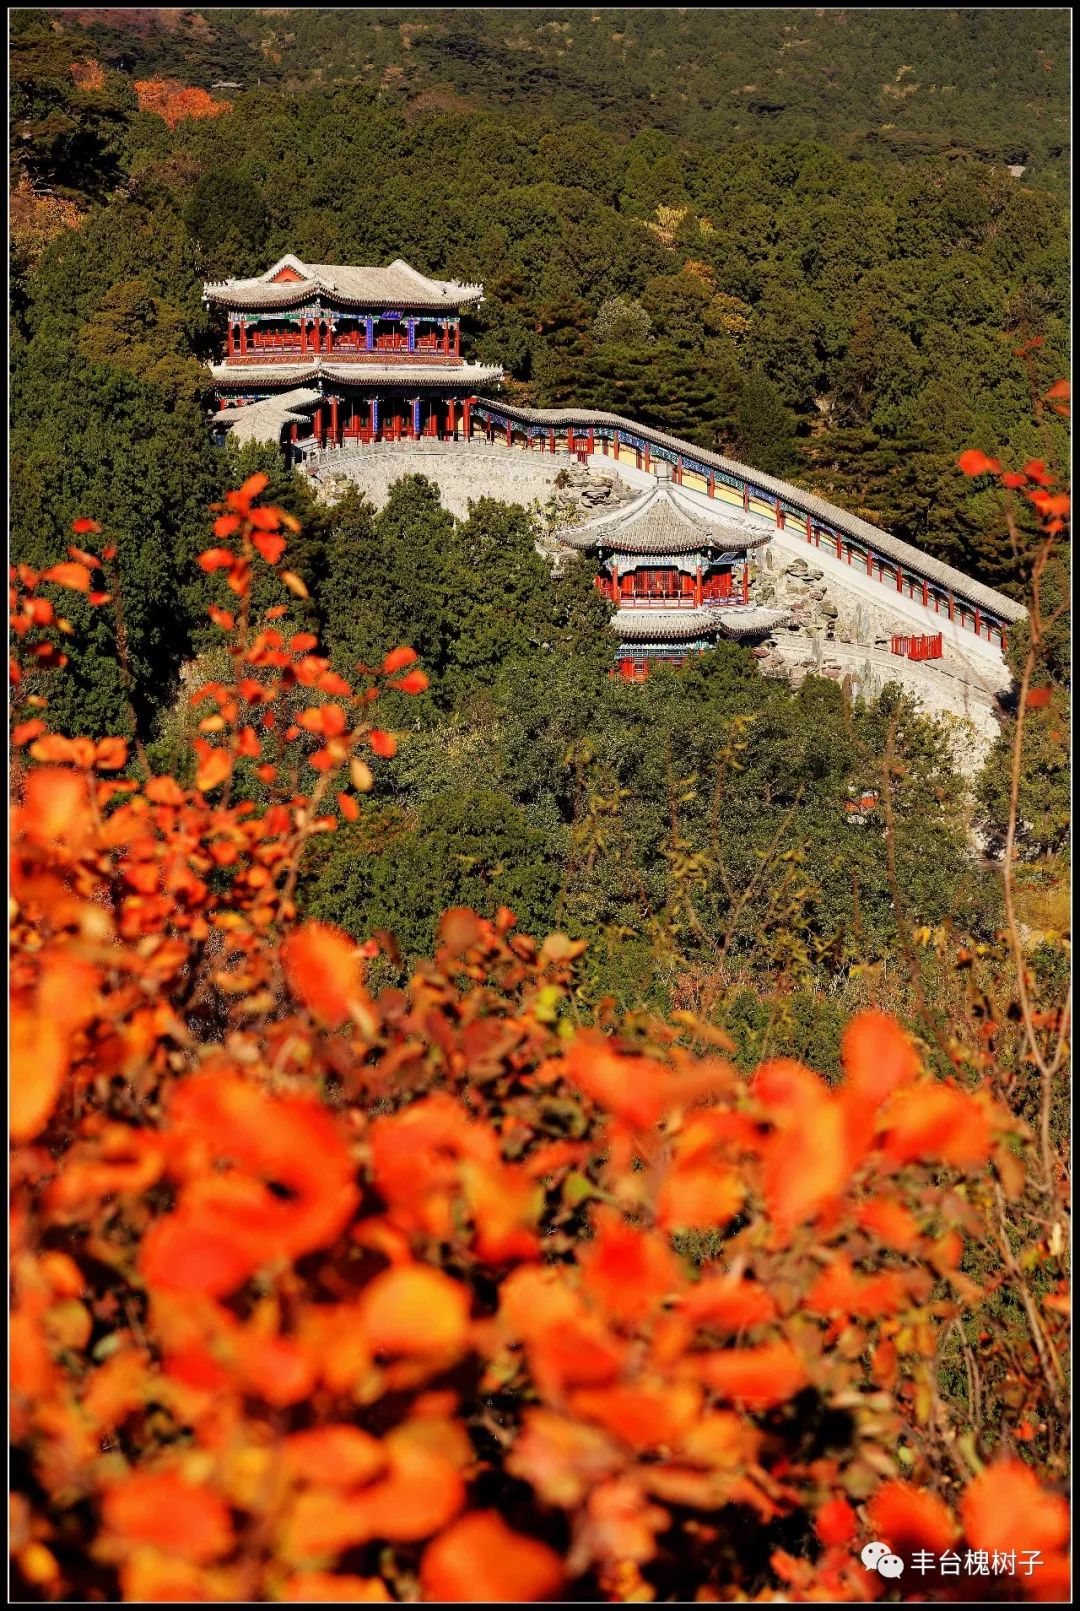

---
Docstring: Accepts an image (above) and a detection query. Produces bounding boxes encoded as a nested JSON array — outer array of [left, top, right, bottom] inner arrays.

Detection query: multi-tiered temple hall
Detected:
[[204, 255, 502, 447], [555, 469, 793, 678]]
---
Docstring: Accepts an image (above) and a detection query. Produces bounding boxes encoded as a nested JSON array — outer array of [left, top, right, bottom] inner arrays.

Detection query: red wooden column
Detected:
[[313, 404, 324, 445], [506, 421, 513, 447], [453, 321, 460, 357], [806, 513, 813, 543], [643, 444, 651, 471], [694, 563, 703, 606], [549, 428, 556, 454], [612, 436, 620, 460], [290, 422, 298, 443], [312, 320, 321, 355], [227, 323, 235, 357], [446, 397, 457, 438], [325, 318, 333, 355], [974, 607, 982, 637], [300, 318, 308, 356], [462, 396, 473, 439], [329, 396, 339, 444], [866, 550, 873, 577], [239, 319, 248, 356], [707, 472, 716, 498], [897, 566, 903, 593], [923, 580, 929, 608], [743, 482, 750, 512], [442, 321, 450, 355]]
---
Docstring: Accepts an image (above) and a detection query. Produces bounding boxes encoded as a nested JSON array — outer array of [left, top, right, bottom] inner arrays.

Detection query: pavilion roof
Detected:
[[215, 387, 321, 446], [559, 480, 771, 556], [612, 604, 793, 643], [210, 359, 503, 389], [204, 256, 484, 311]]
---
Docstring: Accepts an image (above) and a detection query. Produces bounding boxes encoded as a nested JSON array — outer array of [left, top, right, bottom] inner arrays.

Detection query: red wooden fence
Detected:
[[890, 633, 943, 661]]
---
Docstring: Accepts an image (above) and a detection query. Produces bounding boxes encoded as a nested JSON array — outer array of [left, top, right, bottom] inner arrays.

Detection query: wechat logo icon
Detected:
[[862, 1541, 905, 1579]]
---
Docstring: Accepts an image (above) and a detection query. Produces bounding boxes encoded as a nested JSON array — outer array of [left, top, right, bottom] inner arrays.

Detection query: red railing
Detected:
[[890, 633, 943, 661]]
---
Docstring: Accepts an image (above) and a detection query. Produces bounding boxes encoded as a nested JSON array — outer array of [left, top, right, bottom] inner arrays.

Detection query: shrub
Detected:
[[9, 478, 1069, 1601]]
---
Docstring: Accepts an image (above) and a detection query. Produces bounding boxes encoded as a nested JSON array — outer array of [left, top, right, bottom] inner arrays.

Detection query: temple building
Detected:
[[555, 467, 794, 679], [202, 255, 502, 451]]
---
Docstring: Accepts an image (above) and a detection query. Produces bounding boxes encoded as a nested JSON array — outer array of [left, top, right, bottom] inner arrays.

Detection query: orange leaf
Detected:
[[957, 449, 1001, 477], [368, 729, 396, 758], [383, 646, 418, 673], [278, 1574, 392, 1603], [94, 737, 129, 770], [815, 1496, 857, 1547], [961, 1460, 1069, 1555], [696, 1341, 807, 1407], [11, 1008, 67, 1143], [197, 547, 235, 573], [101, 1471, 233, 1563], [393, 669, 429, 695], [359, 1265, 470, 1357], [195, 748, 233, 794], [41, 561, 91, 592], [867, 1480, 956, 1554], [420, 1511, 565, 1604], [253, 530, 287, 564], [281, 921, 364, 1027]]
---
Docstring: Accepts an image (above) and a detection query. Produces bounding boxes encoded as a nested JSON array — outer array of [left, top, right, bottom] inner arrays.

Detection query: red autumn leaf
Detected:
[[815, 1496, 857, 1547], [101, 1471, 233, 1563], [41, 561, 92, 592], [338, 791, 359, 822], [71, 517, 101, 534], [368, 728, 397, 758], [67, 545, 101, 568], [392, 669, 430, 695], [197, 547, 235, 573], [11, 1008, 67, 1144], [696, 1340, 808, 1407], [961, 1460, 1069, 1555], [94, 737, 129, 770], [253, 530, 287, 564], [420, 1511, 565, 1604], [281, 920, 365, 1026], [1026, 687, 1052, 708], [281, 1426, 386, 1488], [277, 1573, 392, 1603], [879, 1084, 992, 1167], [383, 645, 418, 672], [195, 747, 232, 794], [957, 449, 1001, 477], [12, 718, 46, 745], [208, 604, 235, 630], [1044, 379, 1070, 401], [867, 1481, 956, 1554], [359, 1265, 470, 1357]]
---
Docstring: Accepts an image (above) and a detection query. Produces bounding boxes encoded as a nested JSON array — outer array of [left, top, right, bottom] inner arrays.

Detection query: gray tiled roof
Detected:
[[204, 256, 484, 311], [559, 481, 771, 555], [613, 605, 792, 643], [215, 387, 321, 445], [476, 399, 1027, 624], [211, 359, 502, 388]]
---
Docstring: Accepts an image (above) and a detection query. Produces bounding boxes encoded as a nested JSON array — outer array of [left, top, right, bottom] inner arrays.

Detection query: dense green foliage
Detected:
[[19, 9, 1071, 187], [289, 476, 1002, 1045]]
